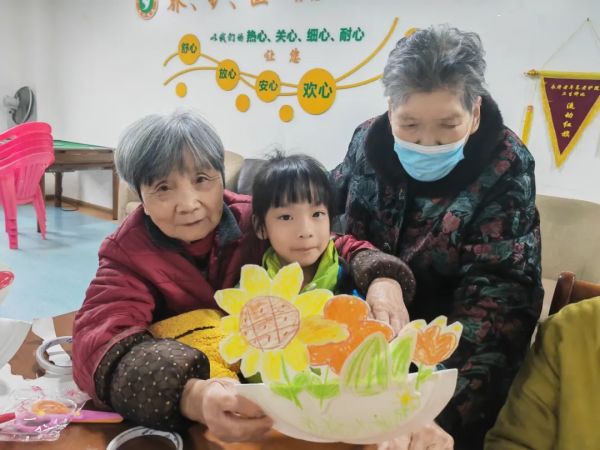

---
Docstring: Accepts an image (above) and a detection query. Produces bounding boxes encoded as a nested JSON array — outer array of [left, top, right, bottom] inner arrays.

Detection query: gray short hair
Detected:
[[115, 110, 225, 194], [383, 24, 488, 110]]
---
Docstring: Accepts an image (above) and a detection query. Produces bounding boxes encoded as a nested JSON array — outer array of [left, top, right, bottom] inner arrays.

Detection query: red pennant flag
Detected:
[[540, 76, 600, 167]]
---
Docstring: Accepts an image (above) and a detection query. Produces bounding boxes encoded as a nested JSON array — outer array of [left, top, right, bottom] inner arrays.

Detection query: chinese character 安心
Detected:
[[258, 80, 278, 91]]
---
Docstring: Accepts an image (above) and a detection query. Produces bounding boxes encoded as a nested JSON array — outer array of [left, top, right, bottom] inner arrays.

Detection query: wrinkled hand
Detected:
[[181, 377, 272, 442], [377, 423, 454, 450], [365, 277, 409, 335]]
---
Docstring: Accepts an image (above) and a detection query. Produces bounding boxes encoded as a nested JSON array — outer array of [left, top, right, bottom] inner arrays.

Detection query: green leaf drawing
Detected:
[[270, 382, 303, 404], [272, 358, 312, 408], [390, 332, 415, 384], [306, 377, 340, 401], [341, 332, 390, 395]]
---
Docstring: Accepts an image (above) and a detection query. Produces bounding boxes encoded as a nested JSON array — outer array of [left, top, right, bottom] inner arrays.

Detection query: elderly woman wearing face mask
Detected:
[[333, 25, 544, 449]]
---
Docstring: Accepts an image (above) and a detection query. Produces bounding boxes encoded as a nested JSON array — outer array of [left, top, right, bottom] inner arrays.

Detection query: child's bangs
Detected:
[[270, 173, 330, 209]]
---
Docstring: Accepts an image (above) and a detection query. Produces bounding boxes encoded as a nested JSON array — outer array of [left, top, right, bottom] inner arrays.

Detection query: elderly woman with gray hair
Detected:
[[333, 25, 543, 449], [71, 110, 415, 443]]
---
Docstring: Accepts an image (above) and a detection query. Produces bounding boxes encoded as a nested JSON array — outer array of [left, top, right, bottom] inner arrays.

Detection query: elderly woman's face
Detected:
[[140, 152, 224, 243], [389, 89, 481, 146]]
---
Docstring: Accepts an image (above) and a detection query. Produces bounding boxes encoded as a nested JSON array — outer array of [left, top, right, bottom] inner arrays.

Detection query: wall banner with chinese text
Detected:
[[540, 74, 600, 167]]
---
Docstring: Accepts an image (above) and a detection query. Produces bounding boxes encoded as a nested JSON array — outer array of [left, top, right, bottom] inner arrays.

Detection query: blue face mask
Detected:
[[393, 131, 469, 182]]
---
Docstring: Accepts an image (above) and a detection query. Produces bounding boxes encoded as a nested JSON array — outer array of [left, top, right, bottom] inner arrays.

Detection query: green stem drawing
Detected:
[[320, 367, 329, 409], [415, 363, 433, 390], [416, 363, 424, 390], [281, 355, 302, 408]]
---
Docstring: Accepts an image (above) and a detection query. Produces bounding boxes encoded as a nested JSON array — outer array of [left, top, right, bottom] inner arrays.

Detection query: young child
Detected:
[[251, 152, 415, 297]]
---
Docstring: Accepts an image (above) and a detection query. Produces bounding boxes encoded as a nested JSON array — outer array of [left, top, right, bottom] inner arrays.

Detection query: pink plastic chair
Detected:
[[0, 132, 53, 160], [0, 143, 55, 249], [0, 122, 52, 144]]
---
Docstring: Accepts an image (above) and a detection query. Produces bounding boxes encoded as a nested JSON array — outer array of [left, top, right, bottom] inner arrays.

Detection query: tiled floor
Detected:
[[0, 204, 117, 321]]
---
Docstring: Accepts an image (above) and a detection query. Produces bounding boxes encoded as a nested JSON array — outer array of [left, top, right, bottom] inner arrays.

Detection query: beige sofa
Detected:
[[537, 194, 600, 318], [117, 157, 600, 319]]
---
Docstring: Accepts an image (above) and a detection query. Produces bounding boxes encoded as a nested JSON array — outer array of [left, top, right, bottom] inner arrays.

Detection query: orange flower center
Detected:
[[240, 296, 300, 350]]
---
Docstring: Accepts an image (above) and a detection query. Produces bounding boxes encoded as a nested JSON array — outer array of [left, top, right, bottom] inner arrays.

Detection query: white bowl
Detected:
[[0, 318, 31, 369], [235, 368, 457, 444]]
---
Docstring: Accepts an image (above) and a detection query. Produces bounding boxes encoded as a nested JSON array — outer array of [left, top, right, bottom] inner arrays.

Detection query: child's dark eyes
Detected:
[[277, 214, 292, 221], [313, 211, 327, 218], [155, 184, 170, 192]]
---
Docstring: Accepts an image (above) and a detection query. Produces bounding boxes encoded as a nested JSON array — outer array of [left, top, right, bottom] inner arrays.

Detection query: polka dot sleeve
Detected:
[[94, 334, 210, 431]]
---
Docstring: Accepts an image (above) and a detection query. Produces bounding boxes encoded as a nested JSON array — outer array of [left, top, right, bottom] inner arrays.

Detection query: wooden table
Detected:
[[5, 312, 375, 450], [43, 140, 118, 220]]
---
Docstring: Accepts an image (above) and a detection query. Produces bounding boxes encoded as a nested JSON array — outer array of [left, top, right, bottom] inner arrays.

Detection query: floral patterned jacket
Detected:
[[331, 96, 543, 449]]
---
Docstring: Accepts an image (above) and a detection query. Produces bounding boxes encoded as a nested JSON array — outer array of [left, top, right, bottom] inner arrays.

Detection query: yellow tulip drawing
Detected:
[[217, 263, 349, 382]]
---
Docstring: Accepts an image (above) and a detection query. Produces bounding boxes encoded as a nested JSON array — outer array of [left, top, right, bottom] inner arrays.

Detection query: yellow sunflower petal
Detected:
[[294, 289, 334, 318], [221, 315, 240, 334], [214, 289, 249, 315], [261, 350, 283, 382], [241, 347, 262, 378], [283, 338, 309, 372], [240, 265, 272, 297], [271, 262, 303, 301], [219, 333, 249, 364], [297, 316, 349, 346]]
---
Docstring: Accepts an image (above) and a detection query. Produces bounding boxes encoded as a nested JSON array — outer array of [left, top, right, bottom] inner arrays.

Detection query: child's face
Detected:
[[261, 201, 330, 268]]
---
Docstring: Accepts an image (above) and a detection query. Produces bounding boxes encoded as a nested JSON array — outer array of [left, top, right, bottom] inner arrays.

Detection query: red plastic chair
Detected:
[[0, 132, 53, 160], [0, 144, 55, 249], [0, 122, 52, 144]]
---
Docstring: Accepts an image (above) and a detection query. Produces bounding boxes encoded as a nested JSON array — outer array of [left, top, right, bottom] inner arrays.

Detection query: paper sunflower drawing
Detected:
[[218, 262, 465, 443], [217, 263, 349, 382]]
